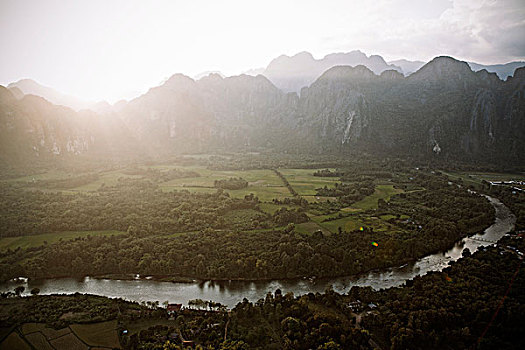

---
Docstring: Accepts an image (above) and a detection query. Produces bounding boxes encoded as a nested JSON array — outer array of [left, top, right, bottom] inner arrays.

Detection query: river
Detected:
[[1, 196, 515, 308]]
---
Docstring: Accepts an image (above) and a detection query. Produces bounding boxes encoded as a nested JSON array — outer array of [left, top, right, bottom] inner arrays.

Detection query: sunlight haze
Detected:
[[1, 0, 524, 102]]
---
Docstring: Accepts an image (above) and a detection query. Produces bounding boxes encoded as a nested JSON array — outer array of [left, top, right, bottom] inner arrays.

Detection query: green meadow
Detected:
[[279, 168, 339, 196], [349, 184, 403, 210], [3, 164, 411, 239]]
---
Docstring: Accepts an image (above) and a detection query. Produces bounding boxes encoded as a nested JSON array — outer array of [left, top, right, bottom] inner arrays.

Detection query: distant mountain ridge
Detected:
[[262, 50, 402, 93], [1, 56, 524, 166], [7, 79, 122, 114], [386, 59, 525, 80], [0, 86, 135, 167], [260, 51, 525, 93]]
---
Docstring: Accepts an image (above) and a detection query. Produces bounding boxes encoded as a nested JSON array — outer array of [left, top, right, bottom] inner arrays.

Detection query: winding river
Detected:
[[1, 196, 515, 308]]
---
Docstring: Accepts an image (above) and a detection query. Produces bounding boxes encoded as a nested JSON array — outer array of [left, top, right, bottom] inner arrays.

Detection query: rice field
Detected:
[[0, 321, 121, 350]]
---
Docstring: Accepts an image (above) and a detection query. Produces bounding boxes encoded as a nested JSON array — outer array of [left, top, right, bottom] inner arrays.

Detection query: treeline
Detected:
[[313, 169, 344, 177], [387, 172, 495, 237], [0, 178, 263, 237], [0, 182, 494, 282], [271, 207, 309, 226], [3, 237, 522, 349], [488, 185, 525, 230], [272, 169, 298, 196], [359, 235, 525, 349], [315, 181, 375, 205], [0, 294, 149, 330], [227, 289, 371, 349], [214, 177, 248, 190]]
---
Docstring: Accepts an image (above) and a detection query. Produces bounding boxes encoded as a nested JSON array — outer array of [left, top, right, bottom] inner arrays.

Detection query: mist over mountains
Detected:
[[262, 51, 525, 94], [6, 79, 109, 113], [1, 54, 524, 167]]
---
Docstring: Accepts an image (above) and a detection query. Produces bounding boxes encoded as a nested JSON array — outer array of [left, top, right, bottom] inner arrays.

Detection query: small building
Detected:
[[347, 300, 362, 312], [167, 303, 182, 316], [182, 340, 194, 348]]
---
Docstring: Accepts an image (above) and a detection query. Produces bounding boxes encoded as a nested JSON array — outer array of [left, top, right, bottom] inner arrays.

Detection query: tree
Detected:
[[14, 286, 25, 296], [30, 287, 40, 295]]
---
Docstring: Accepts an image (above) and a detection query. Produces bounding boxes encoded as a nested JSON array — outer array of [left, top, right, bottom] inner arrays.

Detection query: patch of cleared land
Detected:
[[349, 184, 403, 211], [1, 322, 122, 350], [70, 320, 120, 348], [0, 332, 31, 350], [25, 332, 54, 350], [21, 322, 46, 334], [41, 327, 71, 340], [278, 169, 339, 196], [295, 221, 330, 235], [49, 332, 88, 350], [159, 167, 291, 202]]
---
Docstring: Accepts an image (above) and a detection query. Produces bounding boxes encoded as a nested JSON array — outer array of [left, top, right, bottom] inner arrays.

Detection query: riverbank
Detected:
[[1, 195, 515, 309]]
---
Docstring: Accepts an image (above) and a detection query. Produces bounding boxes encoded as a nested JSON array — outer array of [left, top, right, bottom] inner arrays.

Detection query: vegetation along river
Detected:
[[1, 195, 515, 308]]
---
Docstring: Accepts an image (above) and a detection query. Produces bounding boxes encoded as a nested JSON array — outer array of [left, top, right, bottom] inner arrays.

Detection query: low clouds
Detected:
[[323, 0, 525, 64], [0, 0, 523, 101]]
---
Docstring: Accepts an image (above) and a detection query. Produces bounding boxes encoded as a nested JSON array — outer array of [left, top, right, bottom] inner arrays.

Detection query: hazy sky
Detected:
[[1, 0, 524, 102]]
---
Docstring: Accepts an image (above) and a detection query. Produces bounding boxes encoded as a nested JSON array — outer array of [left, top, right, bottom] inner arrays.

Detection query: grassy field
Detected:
[[21, 323, 46, 335], [6, 166, 343, 203], [158, 167, 292, 201], [295, 221, 330, 235], [72, 171, 142, 191], [49, 332, 88, 350], [294, 184, 405, 235], [70, 320, 120, 348], [3, 166, 413, 239], [1, 322, 122, 350], [349, 184, 403, 211], [25, 333, 53, 350], [0, 332, 31, 350], [0, 230, 125, 251], [6, 169, 142, 191], [442, 171, 525, 187], [279, 169, 339, 196]]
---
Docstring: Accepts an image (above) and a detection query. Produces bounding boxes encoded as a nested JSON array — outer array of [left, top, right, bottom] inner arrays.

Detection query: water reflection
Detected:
[[1, 196, 515, 308]]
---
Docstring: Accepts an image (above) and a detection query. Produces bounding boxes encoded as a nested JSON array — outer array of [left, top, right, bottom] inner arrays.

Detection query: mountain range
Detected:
[[261, 51, 525, 93], [1, 55, 524, 167], [6, 79, 125, 115], [8, 51, 524, 112]]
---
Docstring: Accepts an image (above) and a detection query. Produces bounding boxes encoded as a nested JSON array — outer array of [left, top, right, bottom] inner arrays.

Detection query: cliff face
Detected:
[[1, 57, 524, 165], [0, 87, 133, 165], [119, 73, 297, 153], [281, 57, 524, 161]]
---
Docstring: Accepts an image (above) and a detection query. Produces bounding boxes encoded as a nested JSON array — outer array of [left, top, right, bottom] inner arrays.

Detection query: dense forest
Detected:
[[0, 167, 494, 282], [1, 234, 522, 349], [1, 154, 523, 349], [0, 178, 265, 237]]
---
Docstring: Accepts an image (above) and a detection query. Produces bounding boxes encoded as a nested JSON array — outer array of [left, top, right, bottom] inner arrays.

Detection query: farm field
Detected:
[[158, 167, 291, 201], [297, 212, 401, 236], [2, 164, 410, 240], [0, 321, 121, 350], [5, 166, 342, 202], [443, 171, 525, 191], [0, 230, 125, 251], [349, 184, 403, 211], [70, 320, 120, 348], [278, 168, 339, 196]]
